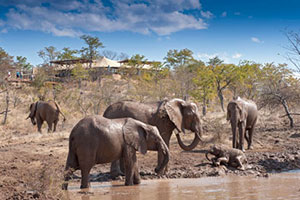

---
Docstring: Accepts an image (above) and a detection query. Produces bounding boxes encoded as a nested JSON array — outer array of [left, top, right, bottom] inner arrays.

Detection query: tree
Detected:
[[117, 52, 129, 61], [0, 47, 14, 79], [71, 63, 89, 88], [57, 47, 79, 60], [229, 61, 262, 100], [0, 87, 10, 125], [164, 48, 197, 100], [80, 35, 104, 67], [16, 56, 32, 72], [258, 63, 300, 128], [191, 64, 216, 116], [31, 67, 50, 100], [164, 48, 195, 69], [38, 46, 60, 64], [208, 56, 238, 111], [101, 50, 118, 60], [119, 54, 147, 94], [101, 50, 129, 61], [285, 30, 300, 71]]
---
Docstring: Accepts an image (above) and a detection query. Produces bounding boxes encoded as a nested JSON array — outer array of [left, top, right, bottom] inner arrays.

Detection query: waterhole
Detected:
[[66, 171, 300, 200]]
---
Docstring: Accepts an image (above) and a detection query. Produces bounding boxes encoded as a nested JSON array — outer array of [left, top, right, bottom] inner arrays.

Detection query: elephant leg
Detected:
[[80, 167, 92, 189], [120, 157, 125, 174], [133, 163, 141, 185], [62, 151, 79, 190], [53, 120, 58, 132], [216, 157, 228, 166], [37, 118, 43, 133], [110, 160, 124, 179], [79, 151, 95, 188], [238, 122, 245, 152], [156, 140, 170, 174], [123, 147, 136, 186], [232, 131, 236, 149], [62, 166, 75, 190], [47, 121, 53, 133], [244, 130, 249, 146], [235, 155, 245, 170], [80, 161, 93, 189], [247, 128, 254, 150]]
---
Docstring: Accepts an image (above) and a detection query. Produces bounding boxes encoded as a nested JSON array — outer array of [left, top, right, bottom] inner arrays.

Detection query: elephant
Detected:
[[205, 144, 247, 170], [62, 116, 169, 189], [227, 97, 258, 151], [26, 100, 66, 133], [103, 98, 203, 177]]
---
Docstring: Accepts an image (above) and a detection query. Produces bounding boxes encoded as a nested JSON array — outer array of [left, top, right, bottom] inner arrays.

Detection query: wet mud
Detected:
[[0, 123, 300, 199]]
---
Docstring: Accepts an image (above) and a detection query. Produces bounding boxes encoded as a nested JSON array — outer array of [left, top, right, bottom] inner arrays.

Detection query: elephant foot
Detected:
[[80, 183, 90, 189], [125, 181, 134, 186], [133, 178, 141, 185]]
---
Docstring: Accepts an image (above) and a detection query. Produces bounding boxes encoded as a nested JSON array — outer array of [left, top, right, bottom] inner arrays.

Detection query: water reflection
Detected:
[[66, 171, 300, 200]]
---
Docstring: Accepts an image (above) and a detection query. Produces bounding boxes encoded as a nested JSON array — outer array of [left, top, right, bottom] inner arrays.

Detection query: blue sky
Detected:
[[0, 0, 299, 66]]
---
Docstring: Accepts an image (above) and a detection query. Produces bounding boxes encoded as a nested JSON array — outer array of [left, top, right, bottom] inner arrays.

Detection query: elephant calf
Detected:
[[62, 116, 169, 190], [27, 100, 66, 133], [206, 144, 247, 170]]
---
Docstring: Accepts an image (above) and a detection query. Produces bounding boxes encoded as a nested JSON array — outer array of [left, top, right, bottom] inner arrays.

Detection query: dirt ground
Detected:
[[0, 114, 300, 200]]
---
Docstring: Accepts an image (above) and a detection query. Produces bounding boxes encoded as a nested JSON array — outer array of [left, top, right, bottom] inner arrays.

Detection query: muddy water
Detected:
[[66, 171, 300, 200]]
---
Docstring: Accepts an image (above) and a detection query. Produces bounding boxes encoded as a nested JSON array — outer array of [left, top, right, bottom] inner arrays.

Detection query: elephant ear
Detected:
[[236, 101, 247, 123], [123, 118, 148, 155], [165, 99, 185, 133], [29, 102, 38, 118]]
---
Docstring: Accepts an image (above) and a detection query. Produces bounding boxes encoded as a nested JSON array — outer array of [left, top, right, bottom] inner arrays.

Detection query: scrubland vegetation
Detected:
[[1, 33, 300, 199]]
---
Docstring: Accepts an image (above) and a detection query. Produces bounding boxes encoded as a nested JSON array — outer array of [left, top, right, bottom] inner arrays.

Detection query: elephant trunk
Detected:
[[231, 112, 238, 149], [205, 151, 212, 161], [176, 124, 202, 151], [155, 141, 170, 175]]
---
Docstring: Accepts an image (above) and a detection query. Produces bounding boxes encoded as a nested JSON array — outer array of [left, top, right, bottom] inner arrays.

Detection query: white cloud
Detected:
[[232, 53, 242, 59], [201, 11, 213, 19], [251, 37, 263, 43], [2, 0, 208, 36], [221, 11, 227, 17]]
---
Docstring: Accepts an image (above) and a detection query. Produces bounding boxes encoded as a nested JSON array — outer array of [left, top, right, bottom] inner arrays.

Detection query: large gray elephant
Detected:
[[103, 98, 203, 176], [227, 97, 258, 151], [27, 100, 66, 133], [62, 116, 169, 189]]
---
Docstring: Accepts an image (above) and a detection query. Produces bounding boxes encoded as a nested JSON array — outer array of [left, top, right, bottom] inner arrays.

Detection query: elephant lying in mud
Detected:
[[27, 100, 66, 133], [206, 144, 247, 170], [227, 97, 258, 151], [103, 98, 204, 177], [62, 116, 169, 189]]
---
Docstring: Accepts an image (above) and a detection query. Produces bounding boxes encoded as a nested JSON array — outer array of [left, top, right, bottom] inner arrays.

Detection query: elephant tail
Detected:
[[54, 101, 66, 122]]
